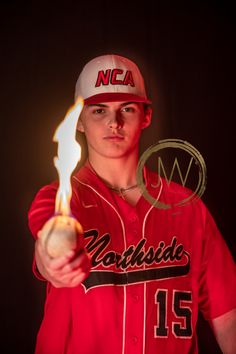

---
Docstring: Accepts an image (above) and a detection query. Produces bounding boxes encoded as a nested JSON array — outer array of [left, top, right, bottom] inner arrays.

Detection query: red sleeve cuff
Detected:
[[32, 256, 47, 282]]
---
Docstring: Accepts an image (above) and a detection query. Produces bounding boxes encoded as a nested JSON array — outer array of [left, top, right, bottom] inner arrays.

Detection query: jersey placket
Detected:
[[116, 199, 145, 354]]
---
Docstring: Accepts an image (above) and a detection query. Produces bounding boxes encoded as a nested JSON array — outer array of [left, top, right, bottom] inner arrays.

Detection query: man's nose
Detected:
[[107, 111, 123, 129]]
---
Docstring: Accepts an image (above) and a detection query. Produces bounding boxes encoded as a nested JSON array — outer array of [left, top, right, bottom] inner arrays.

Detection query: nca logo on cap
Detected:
[[75, 54, 150, 104], [95, 69, 135, 87]]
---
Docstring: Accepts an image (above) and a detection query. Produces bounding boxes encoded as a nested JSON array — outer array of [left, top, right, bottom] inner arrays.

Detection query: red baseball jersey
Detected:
[[28, 164, 236, 354]]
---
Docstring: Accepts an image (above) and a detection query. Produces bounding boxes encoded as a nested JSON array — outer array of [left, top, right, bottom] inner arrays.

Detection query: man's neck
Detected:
[[87, 153, 139, 189]]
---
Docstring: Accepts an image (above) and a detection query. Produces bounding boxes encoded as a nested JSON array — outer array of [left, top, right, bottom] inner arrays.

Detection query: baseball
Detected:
[[39, 215, 84, 258]]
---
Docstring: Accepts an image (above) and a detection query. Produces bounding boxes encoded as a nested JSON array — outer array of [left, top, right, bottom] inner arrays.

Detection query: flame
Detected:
[[53, 97, 84, 215]]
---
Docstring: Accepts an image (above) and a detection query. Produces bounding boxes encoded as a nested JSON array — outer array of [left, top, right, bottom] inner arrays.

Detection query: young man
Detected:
[[28, 54, 236, 354]]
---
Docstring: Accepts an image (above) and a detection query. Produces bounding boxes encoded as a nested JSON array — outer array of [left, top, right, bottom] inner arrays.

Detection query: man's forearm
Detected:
[[210, 308, 236, 354]]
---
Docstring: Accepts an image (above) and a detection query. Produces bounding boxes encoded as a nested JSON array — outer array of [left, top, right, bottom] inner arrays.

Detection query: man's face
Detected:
[[77, 101, 152, 160]]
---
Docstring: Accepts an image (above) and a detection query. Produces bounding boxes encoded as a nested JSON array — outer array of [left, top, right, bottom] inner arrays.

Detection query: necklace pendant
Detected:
[[119, 188, 126, 200]]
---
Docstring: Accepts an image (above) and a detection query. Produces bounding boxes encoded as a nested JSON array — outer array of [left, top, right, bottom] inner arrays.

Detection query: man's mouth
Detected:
[[103, 135, 124, 141]]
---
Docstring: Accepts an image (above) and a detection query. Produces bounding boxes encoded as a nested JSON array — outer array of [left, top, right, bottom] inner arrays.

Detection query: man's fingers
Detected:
[[66, 272, 87, 288], [35, 238, 91, 287], [49, 250, 76, 270], [62, 250, 91, 273], [36, 238, 76, 270]]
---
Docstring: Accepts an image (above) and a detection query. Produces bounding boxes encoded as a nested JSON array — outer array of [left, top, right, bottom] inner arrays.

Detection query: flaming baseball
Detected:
[[39, 97, 84, 258]]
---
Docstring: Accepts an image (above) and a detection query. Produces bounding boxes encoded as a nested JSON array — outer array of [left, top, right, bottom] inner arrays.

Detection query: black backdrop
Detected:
[[1, 1, 235, 353]]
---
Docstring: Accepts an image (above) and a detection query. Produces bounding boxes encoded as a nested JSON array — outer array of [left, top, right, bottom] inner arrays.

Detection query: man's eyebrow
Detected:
[[120, 102, 137, 106], [87, 103, 108, 108], [87, 102, 138, 108]]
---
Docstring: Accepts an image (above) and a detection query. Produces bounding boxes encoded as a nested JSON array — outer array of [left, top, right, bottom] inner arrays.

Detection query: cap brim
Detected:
[[84, 93, 151, 105]]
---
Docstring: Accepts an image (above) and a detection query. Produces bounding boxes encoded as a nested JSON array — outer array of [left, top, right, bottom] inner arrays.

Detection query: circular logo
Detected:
[[136, 139, 207, 209]]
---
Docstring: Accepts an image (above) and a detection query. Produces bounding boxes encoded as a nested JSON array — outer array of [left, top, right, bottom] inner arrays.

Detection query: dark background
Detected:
[[1, 1, 235, 353]]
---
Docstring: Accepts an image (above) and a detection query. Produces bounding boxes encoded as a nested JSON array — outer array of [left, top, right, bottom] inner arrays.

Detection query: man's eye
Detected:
[[93, 108, 105, 114], [121, 106, 135, 113]]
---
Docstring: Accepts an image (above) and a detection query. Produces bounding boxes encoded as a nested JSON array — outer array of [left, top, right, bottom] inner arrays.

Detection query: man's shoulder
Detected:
[[146, 168, 193, 197], [145, 168, 206, 212]]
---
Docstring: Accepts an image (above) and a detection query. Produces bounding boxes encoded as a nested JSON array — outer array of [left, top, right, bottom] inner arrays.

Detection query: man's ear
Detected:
[[141, 107, 152, 129], [77, 116, 85, 133]]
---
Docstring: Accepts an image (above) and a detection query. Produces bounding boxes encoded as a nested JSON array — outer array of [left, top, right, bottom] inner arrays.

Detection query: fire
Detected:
[[53, 97, 84, 215]]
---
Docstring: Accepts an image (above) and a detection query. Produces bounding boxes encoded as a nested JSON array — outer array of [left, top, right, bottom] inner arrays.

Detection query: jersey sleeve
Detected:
[[28, 183, 58, 280], [28, 184, 58, 239], [198, 208, 236, 320]]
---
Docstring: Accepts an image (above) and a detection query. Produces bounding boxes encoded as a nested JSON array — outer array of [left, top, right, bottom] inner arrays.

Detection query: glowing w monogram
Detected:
[[155, 156, 194, 187], [137, 139, 207, 208]]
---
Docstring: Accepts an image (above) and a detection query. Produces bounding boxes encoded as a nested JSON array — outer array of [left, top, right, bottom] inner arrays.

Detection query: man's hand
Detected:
[[35, 237, 91, 288]]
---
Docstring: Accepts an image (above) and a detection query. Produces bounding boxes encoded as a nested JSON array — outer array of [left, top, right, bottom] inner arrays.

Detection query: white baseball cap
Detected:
[[75, 54, 151, 105]]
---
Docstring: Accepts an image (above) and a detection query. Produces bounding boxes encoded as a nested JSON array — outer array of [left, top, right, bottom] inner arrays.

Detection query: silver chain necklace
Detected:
[[87, 160, 140, 200], [108, 184, 139, 199]]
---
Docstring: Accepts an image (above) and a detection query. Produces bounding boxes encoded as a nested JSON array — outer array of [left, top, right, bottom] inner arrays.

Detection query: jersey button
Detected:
[[129, 214, 138, 223], [132, 294, 140, 302], [131, 336, 138, 344]]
